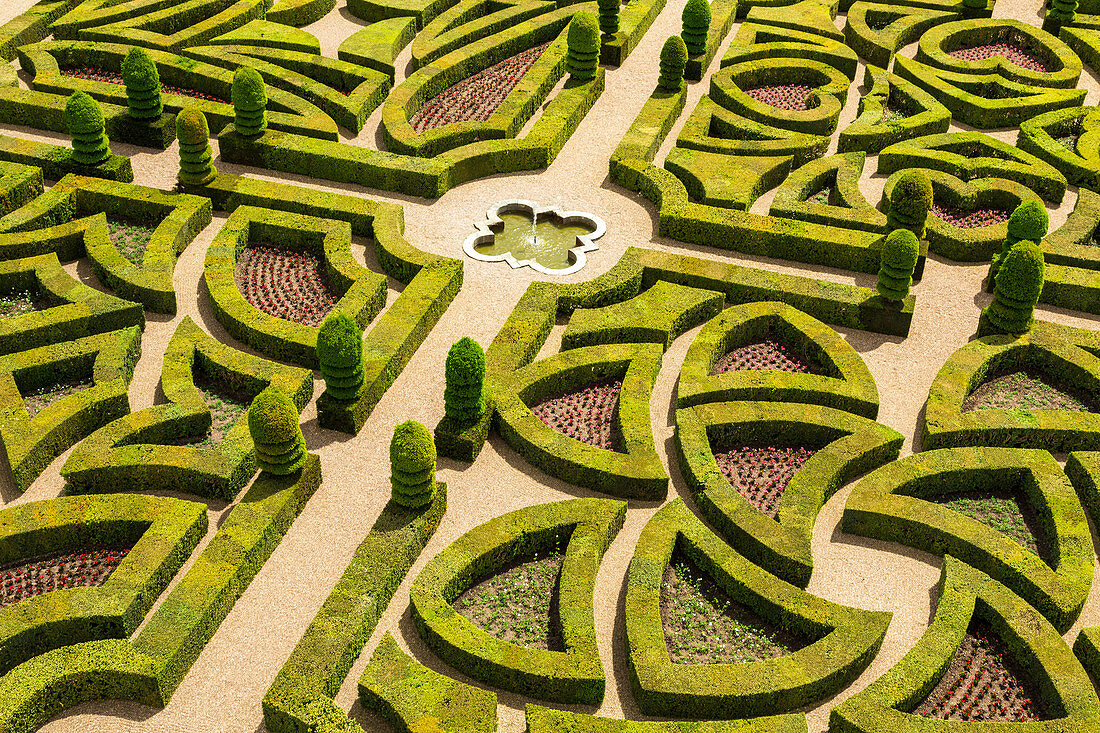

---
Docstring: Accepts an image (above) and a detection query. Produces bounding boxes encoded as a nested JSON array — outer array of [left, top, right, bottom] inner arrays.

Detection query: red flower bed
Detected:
[[712, 340, 817, 375], [234, 242, 339, 327], [410, 43, 550, 133], [530, 379, 624, 452], [915, 618, 1045, 721], [744, 84, 815, 111], [713, 445, 817, 519], [949, 43, 1050, 73], [60, 66, 228, 104], [931, 203, 1011, 229], [1, 547, 129, 608]]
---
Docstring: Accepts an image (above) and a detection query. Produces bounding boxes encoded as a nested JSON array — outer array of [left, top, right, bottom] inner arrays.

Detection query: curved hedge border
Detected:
[[710, 58, 850, 135], [838, 66, 952, 154], [0, 494, 205, 677], [723, 22, 858, 81], [677, 95, 829, 163], [267, 0, 337, 25], [769, 151, 887, 233], [830, 556, 1100, 733], [843, 3, 960, 69], [626, 498, 891, 719], [526, 705, 807, 732], [1018, 105, 1100, 190], [337, 17, 416, 79], [204, 205, 386, 368], [0, 161, 44, 218], [263, 486, 446, 733], [0, 131, 131, 182], [209, 18, 322, 54], [410, 497, 626, 705], [411, 0, 555, 67], [923, 321, 1100, 451], [665, 145, 793, 211], [64, 0, 265, 53], [842, 446, 1094, 632], [61, 317, 313, 501]]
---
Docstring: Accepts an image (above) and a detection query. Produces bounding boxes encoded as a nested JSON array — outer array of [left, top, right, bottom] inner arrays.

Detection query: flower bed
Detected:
[[0, 289, 49, 318], [59, 66, 228, 103], [933, 489, 1041, 555], [913, 618, 1046, 721], [0, 546, 129, 608], [711, 340, 819, 375], [743, 84, 815, 112], [530, 379, 624, 452], [962, 370, 1095, 412], [22, 378, 93, 417], [79, 211, 162, 267], [410, 43, 550, 134], [713, 444, 817, 519], [807, 186, 832, 205], [949, 43, 1050, 73], [233, 242, 339, 328], [931, 203, 1011, 229]]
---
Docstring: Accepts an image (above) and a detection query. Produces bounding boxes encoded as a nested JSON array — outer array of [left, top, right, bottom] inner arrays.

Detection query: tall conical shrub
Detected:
[[1044, 0, 1076, 30], [65, 92, 110, 166], [658, 36, 688, 92], [877, 229, 919, 301], [120, 47, 162, 119], [318, 312, 363, 400], [232, 66, 267, 137], [390, 420, 437, 508], [567, 12, 600, 81], [444, 337, 486, 424], [985, 241, 1045, 334], [887, 170, 933, 239], [597, 0, 619, 40], [681, 0, 711, 56], [992, 200, 1048, 271], [176, 107, 216, 186], [248, 387, 307, 475]]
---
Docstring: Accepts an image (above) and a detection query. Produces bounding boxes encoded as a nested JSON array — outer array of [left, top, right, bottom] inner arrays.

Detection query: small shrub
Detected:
[[597, 0, 619, 40], [390, 420, 437, 508], [248, 387, 307, 475], [1047, 0, 1077, 24], [986, 241, 1045, 334], [176, 107, 216, 186], [232, 66, 267, 137], [120, 47, 162, 119], [658, 36, 688, 92], [317, 312, 363, 400], [887, 170, 933, 238], [993, 200, 1048, 271], [567, 12, 600, 81], [444, 337, 486, 424], [65, 92, 110, 166], [877, 229, 919, 301], [681, 0, 711, 56]]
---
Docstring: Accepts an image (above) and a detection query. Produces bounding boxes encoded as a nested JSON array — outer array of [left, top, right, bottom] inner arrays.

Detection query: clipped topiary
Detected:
[[597, 0, 619, 41], [658, 35, 688, 92], [120, 47, 162, 120], [176, 107, 216, 186], [248, 386, 307, 475], [567, 12, 600, 81], [65, 92, 110, 166], [681, 0, 711, 56], [1044, 0, 1075, 30], [232, 66, 267, 137], [444, 337, 486, 424], [317, 312, 363, 401], [985, 240, 1045, 334], [992, 200, 1048, 271], [887, 170, 933, 239], [390, 420, 437, 508], [877, 229, 919, 301]]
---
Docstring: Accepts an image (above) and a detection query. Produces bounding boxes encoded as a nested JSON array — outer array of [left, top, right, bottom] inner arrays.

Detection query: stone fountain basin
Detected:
[[463, 199, 606, 276]]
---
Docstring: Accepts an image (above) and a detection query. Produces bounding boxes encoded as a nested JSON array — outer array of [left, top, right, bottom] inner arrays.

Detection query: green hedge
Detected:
[[337, 17, 416, 78], [266, 0, 337, 25], [0, 161, 44, 218], [0, 0, 81, 62], [769, 151, 887, 233], [209, 18, 322, 54], [837, 66, 951, 154], [843, 5, 960, 69], [411, 0, 559, 67], [526, 707, 808, 732], [723, 21, 857, 78], [1019, 105, 1100, 191], [0, 131, 132, 182], [710, 57, 850, 135], [676, 94, 829, 163], [72, 0, 266, 54], [683, 0, 736, 80]]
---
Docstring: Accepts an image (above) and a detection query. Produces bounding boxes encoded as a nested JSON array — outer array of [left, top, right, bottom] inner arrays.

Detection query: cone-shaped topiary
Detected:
[[232, 66, 267, 137], [248, 387, 307, 475], [120, 47, 162, 120], [317, 312, 363, 401], [992, 199, 1048, 272], [658, 35, 688, 91], [1045, 0, 1076, 28], [985, 240, 1045, 334], [567, 12, 600, 81], [390, 420, 437, 508], [877, 229, 919, 301], [887, 170, 933, 239], [444, 337, 486, 424], [597, 0, 619, 40], [176, 107, 216, 186], [681, 0, 711, 56], [65, 92, 110, 166]]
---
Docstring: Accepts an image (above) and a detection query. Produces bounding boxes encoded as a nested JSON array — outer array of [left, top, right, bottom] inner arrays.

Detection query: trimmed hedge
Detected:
[[526, 707, 808, 732], [249, 387, 307, 475], [839, 66, 952, 154], [317, 311, 364, 401], [443, 336, 486, 424], [176, 107, 216, 186], [843, 4, 961, 69], [120, 46, 162, 120], [389, 419, 437, 508], [769, 151, 886, 233], [210, 18, 323, 54], [1018, 105, 1100, 191], [984, 240, 1045, 335], [337, 17, 415, 78], [0, 161, 44, 219], [658, 35, 688, 91], [231, 65, 267, 137], [710, 58, 850, 136], [878, 229, 919, 300], [724, 22, 857, 80], [678, 95, 829, 163], [65, 91, 110, 166], [0, 131, 132, 183]]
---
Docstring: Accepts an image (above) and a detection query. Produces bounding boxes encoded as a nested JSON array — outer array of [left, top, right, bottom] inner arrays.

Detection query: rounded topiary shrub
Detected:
[[597, 0, 619, 40], [390, 420, 437, 508], [658, 35, 688, 92], [444, 337, 486, 424], [567, 12, 600, 81], [987, 240, 1045, 334], [887, 170, 933, 239], [992, 200, 1049, 274], [232, 66, 267, 137], [65, 92, 110, 166], [317, 312, 363, 401], [681, 0, 711, 56], [176, 107, 216, 186], [120, 47, 162, 119], [877, 229, 919, 301], [248, 387, 307, 475]]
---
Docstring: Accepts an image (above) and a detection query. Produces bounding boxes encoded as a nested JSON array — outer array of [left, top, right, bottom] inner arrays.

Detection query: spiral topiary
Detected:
[[597, 0, 619, 40], [248, 387, 307, 475], [567, 12, 600, 81], [992, 200, 1048, 273], [444, 337, 486, 424], [317, 312, 363, 401], [120, 47, 162, 120], [390, 420, 437, 508], [1044, 0, 1076, 28], [681, 0, 711, 56], [176, 107, 216, 186], [985, 240, 1045, 334], [887, 170, 933, 239], [877, 229, 919, 301], [232, 66, 267, 137], [658, 35, 688, 92], [65, 92, 110, 166]]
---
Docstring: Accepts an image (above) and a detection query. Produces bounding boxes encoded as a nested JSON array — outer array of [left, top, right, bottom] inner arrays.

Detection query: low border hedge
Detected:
[[709, 58, 850, 136], [0, 161, 44, 218], [843, 3, 960, 69], [838, 66, 952, 154], [1019, 105, 1100, 190], [769, 151, 887, 233], [0, 132, 131, 182], [525, 706, 808, 732]]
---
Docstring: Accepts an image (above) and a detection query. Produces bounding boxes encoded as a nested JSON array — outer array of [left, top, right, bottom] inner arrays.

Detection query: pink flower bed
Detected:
[[712, 340, 816, 375], [410, 43, 550, 133], [713, 445, 817, 519], [931, 203, 1011, 229], [1, 547, 129, 608], [949, 43, 1050, 73], [530, 379, 624, 452], [234, 242, 339, 327], [744, 84, 814, 111], [60, 66, 228, 104]]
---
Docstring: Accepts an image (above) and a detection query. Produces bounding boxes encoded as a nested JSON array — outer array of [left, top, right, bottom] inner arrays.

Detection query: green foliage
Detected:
[[120, 47, 162, 120], [1049, 0, 1078, 23], [658, 36, 688, 92], [597, 0, 619, 39], [877, 229, 919, 301], [232, 66, 268, 137], [176, 108, 216, 186], [886, 169, 933, 238], [65, 92, 110, 166], [248, 387, 307, 474], [1006, 200, 1049, 246], [681, 0, 711, 56], [567, 12, 600, 81], [444, 336, 486, 424], [317, 312, 364, 400], [987, 241, 1045, 334], [390, 419, 436, 507]]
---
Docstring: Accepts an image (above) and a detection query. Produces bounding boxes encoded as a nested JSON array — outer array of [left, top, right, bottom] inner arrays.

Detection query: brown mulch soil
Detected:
[[713, 444, 817, 519], [962, 369, 1095, 413], [931, 489, 1043, 558], [234, 242, 339, 328], [931, 203, 1011, 229], [85, 212, 163, 266], [712, 339, 820, 375], [914, 618, 1047, 721], [530, 379, 625, 452], [60, 66, 228, 103], [22, 378, 93, 417], [0, 547, 129, 608]]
